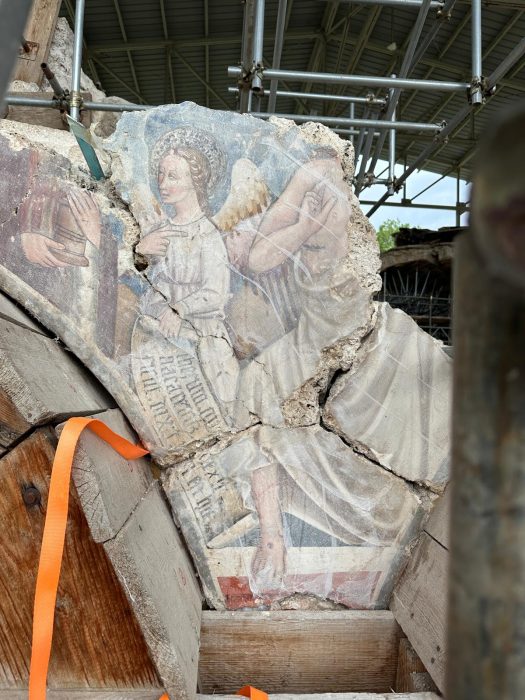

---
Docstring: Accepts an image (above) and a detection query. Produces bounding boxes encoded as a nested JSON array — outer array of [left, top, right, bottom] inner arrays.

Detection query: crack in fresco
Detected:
[[0, 105, 451, 612]]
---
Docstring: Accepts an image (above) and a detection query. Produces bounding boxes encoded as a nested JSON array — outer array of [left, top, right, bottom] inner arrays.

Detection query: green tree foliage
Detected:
[[375, 218, 410, 253]]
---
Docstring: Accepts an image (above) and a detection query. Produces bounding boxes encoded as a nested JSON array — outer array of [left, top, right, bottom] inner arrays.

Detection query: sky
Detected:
[[357, 159, 472, 231]]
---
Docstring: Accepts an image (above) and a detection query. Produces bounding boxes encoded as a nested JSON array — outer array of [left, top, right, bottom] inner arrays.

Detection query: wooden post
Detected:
[[14, 0, 61, 85], [446, 104, 525, 698]]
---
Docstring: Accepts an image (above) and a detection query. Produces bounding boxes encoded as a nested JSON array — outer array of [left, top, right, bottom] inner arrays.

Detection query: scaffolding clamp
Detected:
[[70, 89, 84, 112], [237, 63, 256, 91], [436, 5, 452, 21], [251, 60, 265, 94], [469, 80, 482, 105]]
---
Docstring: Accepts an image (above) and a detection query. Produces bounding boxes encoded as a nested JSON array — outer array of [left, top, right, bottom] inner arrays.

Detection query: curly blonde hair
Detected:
[[160, 146, 212, 212]]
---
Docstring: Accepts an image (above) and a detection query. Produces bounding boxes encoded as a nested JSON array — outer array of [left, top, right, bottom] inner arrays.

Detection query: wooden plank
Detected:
[[104, 482, 202, 700], [5, 91, 92, 129], [424, 486, 450, 550], [0, 316, 111, 451], [15, 0, 61, 85], [58, 408, 153, 543], [390, 533, 448, 693], [0, 693, 442, 700], [0, 692, 163, 699], [199, 610, 403, 694], [408, 674, 439, 692], [199, 695, 441, 700], [395, 638, 437, 694], [0, 290, 47, 335], [396, 638, 426, 692], [0, 430, 160, 689]]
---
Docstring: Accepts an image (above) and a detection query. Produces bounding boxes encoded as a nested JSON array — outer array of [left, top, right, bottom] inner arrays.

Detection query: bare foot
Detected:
[[251, 535, 286, 593]]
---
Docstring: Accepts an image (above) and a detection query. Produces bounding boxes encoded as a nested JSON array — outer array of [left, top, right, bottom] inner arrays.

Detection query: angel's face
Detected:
[[158, 154, 195, 204]]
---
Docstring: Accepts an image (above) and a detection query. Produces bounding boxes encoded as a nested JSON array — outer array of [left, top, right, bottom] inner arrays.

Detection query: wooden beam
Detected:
[[0, 693, 163, 699], [58, 408, 154, 543], [424, 486, 450, 550], [0, 693, 442, 699], [200, 696, 440, 700], [15, 0, 61, 85], [390, 533, 448, 693], [0, 290, 47, 335], [0, 430, 160, 689], [103, 482, 202, 699], [198, 610, 403, 694], [395, 638, 438, 693], [447, 196, 525, 697], [0, 316, 111, 454]]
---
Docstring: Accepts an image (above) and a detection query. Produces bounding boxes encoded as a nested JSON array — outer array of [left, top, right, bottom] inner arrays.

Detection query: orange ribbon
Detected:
[[29, 416, 267, 700], [237, 686, 269, 700], [28, 417, 150, 700]]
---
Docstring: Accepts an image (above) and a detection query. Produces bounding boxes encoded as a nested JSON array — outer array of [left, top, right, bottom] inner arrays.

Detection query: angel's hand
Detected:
[[20, 233, 70, 268], [67, 190, 102, 247], [158, 307, 182, 338], [298, 186, 337, 238], [136, 228, 171, 256]]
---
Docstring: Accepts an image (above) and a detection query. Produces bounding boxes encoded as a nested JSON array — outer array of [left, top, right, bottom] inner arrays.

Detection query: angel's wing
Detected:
[[213, 158, 270, 232]]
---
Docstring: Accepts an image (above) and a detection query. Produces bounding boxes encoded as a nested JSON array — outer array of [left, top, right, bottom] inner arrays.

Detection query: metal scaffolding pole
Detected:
[[252, 0, 265, 94], [319, 0, 444, 6], [366, 104, 470, 215], [228, 66, 470, 91], [366, 40, 525, 216], [337, 128, 381, 137], [456, 168, 461, 226], [238, 0, 255, 113], [489, 35, 525, 86], [364, 0, 432, 191], [229, 86, 386, 106], [388, 96, 396, 195], [410, 0, 457, 70], [360, 199, 462, 211], [471, 0, 483, 104], [71, 0, 86, 121], [349, 103, 355, 146], [0, 0, 33, 109], [355, 117, 379, 191], [268, 0, 287, 112], [83, 101, 150, 112], [354, 105, 373, 162], [5, 96, 57, 109], [249, 111, 442, 132], [4, 95, 151, 113]]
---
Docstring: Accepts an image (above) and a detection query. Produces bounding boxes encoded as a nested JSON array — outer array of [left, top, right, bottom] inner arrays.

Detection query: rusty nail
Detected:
[[22, 485, 41, 507]]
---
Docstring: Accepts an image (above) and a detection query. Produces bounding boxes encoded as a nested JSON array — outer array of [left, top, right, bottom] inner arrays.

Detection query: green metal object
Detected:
[[66, 115, 105, 181]]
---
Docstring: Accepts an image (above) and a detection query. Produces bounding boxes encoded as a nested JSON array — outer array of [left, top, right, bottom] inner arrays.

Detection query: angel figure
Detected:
[[206, 145, 382, 599], [131, 127, 242, 446], [217, 146, 352, 363]]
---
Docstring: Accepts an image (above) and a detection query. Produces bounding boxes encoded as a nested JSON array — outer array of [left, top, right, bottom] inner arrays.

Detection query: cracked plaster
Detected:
[[0, 103, 451, 609]]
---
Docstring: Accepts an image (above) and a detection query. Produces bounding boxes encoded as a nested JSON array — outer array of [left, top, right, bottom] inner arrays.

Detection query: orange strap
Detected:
[[237, 686, 269, 700], [29, 416, 266, 700], [29, 417, 151, 700]]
